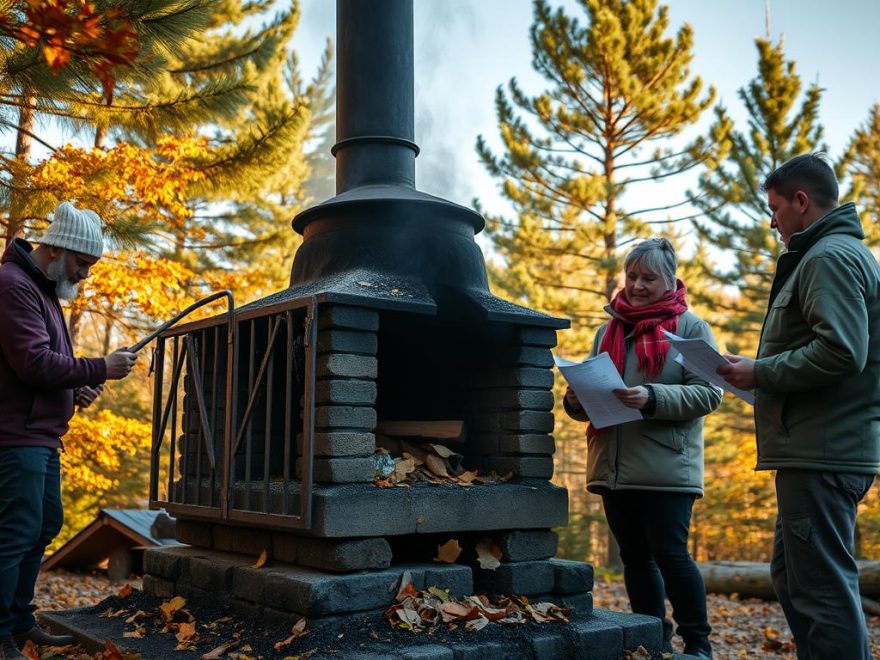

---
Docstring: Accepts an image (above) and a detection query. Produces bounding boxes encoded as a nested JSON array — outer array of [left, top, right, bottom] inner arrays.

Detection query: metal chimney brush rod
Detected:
[[130, 289, 234, 353]]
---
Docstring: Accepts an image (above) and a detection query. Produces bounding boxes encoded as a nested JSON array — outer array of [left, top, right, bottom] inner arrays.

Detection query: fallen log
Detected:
[[698, 560, 880, 599]]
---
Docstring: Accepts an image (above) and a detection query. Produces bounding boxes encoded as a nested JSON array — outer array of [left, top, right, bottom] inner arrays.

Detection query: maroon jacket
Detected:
[[0, 239, 107, 448]]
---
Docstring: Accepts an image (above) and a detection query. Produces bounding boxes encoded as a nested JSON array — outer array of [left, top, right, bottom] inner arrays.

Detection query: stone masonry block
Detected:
[[472, 368, 553, 389], [295, 538, 392, 573], [398, 645, 454, 660], [211, 525, 234, 552], [592, 608, 663, 655], [517, 327, 558, 348], [315, 405, 377, 430], [298, 431, 376, 457], [474, 560, 555, 596], [498, 434, 555, 455], [500, 410, 554, 433], [550, 558, 594, 595], [315, 380, 377, 406], [250, 564, 471, 617], [555, 591, 593, 615], [318, 305, 379, 332], [422, 565, 473, 598], [450, 642, 510, 660], [317, 354, 378, 379], [189, 552, 252, 592], [570, 615, 624, 660], [488, 456, 554, 479], [497, 530, 558, 562], [144, 546, 203, 581], [296, 456, 376, 483], [317, 329, 378, 355], [174, 519, 213, 547], [233, 565, 270, 604], [501, 347, 553, 368], [530, 630, 569, 660], [476, 389, 554, 411], [231, 528, 273, 558], [272, 533, 299, 564], [309, 481, 568, 537], [141, 574, 175, 599]]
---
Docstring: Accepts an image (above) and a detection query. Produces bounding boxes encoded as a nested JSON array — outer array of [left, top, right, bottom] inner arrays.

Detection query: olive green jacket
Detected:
[[564, 310, 723, 495], [754, 202, 880, 474]]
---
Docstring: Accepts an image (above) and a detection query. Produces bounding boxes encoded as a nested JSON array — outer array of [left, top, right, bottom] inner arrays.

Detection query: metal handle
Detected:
[[131, 290, 234, 353]]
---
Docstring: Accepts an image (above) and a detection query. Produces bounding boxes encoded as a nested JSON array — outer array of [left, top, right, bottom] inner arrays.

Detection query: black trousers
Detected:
[[601, 489, 710, 651]]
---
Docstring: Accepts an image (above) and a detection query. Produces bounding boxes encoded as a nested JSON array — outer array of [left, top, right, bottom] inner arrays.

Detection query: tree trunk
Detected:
[[698, 560, 880, 598], [5, 95, 36, 245]]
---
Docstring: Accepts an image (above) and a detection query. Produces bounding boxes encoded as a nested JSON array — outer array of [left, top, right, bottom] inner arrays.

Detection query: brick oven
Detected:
[[141, 1, 663, 655]]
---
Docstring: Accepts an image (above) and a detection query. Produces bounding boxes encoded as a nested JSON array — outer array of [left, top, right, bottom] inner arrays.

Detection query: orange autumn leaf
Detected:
[[434, 539, 462, 564], [117, 583, 133, 598], [175, 621, 196, 643], [253, 549, 268, 569], [159, 596, 187, 622]]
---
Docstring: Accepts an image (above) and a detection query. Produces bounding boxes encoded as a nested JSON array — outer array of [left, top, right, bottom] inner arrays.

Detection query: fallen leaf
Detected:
[[159, 595, 187, 621], [475, 539, 503, 571], [429, 443, 456, 458], [465, 615, 490, 632], [425, 454, 450, 478], [457, 470, 478, 484], [20, 641, 38, 660], [434, 539, 462, 564], [201, 643, 234, 659], [253, 549, 268, 568], [393, 457, 417, 481], [175, 621, 197, 642], [117, 583, 133, 598]]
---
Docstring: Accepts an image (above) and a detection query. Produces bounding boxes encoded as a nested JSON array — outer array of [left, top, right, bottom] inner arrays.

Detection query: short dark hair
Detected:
[[761, 153, 839, 208]]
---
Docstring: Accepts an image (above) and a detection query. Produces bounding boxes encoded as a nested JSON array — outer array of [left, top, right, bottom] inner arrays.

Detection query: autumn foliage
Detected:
[[0, 0, 139, 101]]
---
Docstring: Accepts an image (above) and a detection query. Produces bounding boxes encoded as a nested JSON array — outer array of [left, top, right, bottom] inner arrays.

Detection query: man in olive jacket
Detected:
[[720, 153, 880, 660]]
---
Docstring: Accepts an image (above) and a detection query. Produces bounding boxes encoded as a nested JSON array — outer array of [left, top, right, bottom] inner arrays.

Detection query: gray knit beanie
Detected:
[[37, 202, 104, 258]]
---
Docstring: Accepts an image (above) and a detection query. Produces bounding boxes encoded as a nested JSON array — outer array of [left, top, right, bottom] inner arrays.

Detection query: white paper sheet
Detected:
[[554, 352, 643, 429], [662, 330, 755, 405]]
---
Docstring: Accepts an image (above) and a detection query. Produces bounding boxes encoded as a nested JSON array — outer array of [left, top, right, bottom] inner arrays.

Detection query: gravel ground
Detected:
[[30, 570, 880, 659]]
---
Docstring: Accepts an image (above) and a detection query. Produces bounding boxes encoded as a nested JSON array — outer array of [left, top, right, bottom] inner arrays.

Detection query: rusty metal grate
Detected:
[[148, 295, 318, 530]]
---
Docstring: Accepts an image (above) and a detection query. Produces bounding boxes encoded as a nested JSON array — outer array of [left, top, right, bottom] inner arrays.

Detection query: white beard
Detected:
[[45, 251, 79, 300]]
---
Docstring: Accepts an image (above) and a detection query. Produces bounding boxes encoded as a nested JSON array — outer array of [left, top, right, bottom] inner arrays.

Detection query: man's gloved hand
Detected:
[[75, 384, 103, 408], [104, 347, 138, 380]]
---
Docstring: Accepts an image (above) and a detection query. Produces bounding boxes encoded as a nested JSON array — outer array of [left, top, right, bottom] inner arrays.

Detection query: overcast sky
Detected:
[[295, 0, 880, 228]]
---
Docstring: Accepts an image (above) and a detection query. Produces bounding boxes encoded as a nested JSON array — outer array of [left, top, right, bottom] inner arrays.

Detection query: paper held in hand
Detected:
[[553, 352, 643, 429], [661, 330, 755, 405]]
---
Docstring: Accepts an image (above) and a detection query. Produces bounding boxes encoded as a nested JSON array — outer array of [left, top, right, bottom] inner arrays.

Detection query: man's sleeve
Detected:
[[754, 255, 868, 393], [0, 284, 107, 388]]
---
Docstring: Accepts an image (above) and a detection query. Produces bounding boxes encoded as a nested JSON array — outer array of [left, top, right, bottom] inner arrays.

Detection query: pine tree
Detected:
[[839, 103, 880, 248], [689, 37, 824, 345], [478, 0, 717, 333], [0, 0, 222, 242], [478, 0, 717, 565]]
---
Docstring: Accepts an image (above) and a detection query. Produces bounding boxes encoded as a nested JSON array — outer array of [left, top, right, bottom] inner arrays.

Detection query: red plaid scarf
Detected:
[[587, 280, 687, 438]]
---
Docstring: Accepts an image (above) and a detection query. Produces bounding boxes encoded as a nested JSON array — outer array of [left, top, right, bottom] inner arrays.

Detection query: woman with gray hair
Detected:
[[564, 237, 722, 658]]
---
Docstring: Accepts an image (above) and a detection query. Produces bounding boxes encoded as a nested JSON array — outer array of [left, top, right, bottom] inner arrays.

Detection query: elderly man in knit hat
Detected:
[[0, 202, 137, 659]]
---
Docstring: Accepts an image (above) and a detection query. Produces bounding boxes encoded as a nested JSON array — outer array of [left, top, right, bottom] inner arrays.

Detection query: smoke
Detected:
[[414, 0, 480, 207]]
